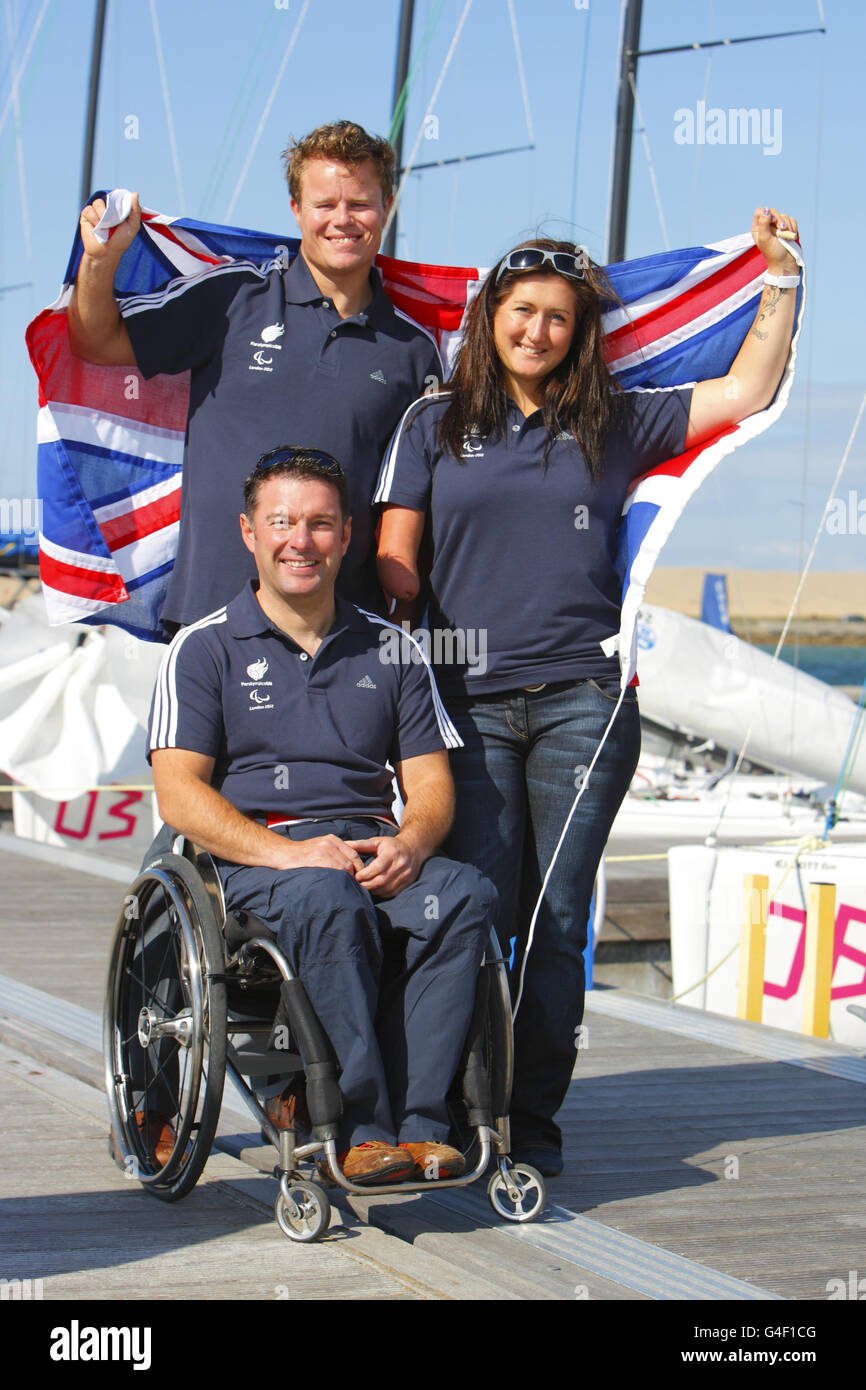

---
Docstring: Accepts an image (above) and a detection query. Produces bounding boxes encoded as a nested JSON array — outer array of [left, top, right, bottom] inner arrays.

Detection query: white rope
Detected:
[[707, 381, 866, 845], [148, 0, 185, 214], [686, 54, 712, 241], [711, 20, 827, 833], [0, 0, 49, 143], [4, 0, 30, 259], [687, 0, 715, 239], [627, 70, 669, 251], [383, 0, 474, 247], [198, 10, 274, 221], [512, 688, 626, 1022], [505, 0, 534, 143], [569, 0, 592, 235], [795, 21, 825, 636], [224, 0, 312, 222]]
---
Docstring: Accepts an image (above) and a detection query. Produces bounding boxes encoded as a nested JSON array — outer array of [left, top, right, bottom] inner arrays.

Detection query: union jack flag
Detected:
[[26, 194, 803, 675]]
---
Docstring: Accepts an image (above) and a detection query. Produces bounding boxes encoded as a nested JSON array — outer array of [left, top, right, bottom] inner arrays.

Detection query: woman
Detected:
[[374, 210, 800, 1176]]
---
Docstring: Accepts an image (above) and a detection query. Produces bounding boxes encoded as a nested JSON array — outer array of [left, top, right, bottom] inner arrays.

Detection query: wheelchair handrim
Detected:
[[104, 868, 207, 1186]]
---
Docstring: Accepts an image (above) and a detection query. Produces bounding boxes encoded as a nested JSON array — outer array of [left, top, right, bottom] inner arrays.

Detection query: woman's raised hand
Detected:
[[751, 206, 799, 274]]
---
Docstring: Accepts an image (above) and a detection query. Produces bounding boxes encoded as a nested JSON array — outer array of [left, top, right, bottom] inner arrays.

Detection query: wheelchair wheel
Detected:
[[275, 1178, 331, 1242], [487, 1164, 547, 1223], [104, 853, 227, 1202]]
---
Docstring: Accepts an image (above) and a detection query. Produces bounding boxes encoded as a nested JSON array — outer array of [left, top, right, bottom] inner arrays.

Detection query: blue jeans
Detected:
[[442, 677, 640, 1153]]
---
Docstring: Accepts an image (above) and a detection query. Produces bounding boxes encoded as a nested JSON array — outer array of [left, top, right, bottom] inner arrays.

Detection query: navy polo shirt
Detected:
[[147, 582, 461, 822], [374, 387, 693, 695], [121, 253, 442, 630]]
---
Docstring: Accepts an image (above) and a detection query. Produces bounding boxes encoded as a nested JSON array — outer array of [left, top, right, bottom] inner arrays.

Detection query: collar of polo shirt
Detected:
[[282, 252, 390, 327], [502, 391, 547, 427], [227, 581, 372, 643]]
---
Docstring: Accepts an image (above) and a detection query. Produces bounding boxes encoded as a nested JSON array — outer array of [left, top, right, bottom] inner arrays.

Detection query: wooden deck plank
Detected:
[[551, 1009, 866, 1298], [0, 1044, 525, 1301], [2, 845, 864, 1301], [0, 1054, 428, 1300]]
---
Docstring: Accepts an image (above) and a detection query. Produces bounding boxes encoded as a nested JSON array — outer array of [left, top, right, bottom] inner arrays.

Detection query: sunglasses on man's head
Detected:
[[495, 246, 590, 285], [254, 446, 342, 475]]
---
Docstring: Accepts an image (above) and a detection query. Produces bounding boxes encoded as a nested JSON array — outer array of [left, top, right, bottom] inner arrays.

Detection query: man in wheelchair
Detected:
[[147, 446, 496, 1186]]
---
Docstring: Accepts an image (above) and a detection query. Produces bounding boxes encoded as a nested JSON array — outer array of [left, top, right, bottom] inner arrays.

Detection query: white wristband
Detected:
[[763, 271, 800, 288]]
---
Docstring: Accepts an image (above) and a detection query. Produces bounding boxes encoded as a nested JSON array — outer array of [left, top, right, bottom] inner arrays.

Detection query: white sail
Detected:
[[634, 605, 865, 793], [0, 594, 163, 800]]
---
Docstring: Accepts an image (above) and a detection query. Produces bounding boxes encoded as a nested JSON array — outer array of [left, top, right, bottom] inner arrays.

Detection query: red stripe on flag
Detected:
[[142, 215, 224, 266], [39, 550, 129, 605], [378, 251, 480, 284], [606, 248, 763, 361], [385, 287, 469, 332], [380, 252, 478, 332], [98, 488, 181, 552], [26, 310, 191, 431], [626, 423, 740, 494]]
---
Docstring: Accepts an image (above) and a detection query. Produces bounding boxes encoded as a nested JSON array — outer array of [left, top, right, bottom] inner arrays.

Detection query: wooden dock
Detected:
[[1, 831, 865, 1312]]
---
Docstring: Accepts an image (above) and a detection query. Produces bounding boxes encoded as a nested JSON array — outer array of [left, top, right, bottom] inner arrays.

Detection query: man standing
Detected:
[[68, 121, 441, 632], [149, 448, 495, 1184]]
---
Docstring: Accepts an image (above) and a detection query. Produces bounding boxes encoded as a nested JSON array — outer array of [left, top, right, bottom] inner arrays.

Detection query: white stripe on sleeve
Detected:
[[358, 608, 463, 750], [150, 607, 227, 750], [373, 391, 449, 504]]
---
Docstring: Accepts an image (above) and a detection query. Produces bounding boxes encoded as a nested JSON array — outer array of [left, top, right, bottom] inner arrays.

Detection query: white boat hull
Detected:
[[634, 605, 865, 793]]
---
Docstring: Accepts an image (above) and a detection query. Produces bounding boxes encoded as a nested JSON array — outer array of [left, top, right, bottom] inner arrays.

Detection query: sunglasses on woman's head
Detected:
[[495, 246, 590, 284]]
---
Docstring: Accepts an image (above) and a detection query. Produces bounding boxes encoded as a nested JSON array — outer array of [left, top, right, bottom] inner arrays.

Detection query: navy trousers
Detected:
[[215, 818, 495, 1150]]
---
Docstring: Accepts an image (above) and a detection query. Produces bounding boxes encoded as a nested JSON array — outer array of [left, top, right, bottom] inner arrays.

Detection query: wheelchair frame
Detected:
[[104, 839, 547, 1241]]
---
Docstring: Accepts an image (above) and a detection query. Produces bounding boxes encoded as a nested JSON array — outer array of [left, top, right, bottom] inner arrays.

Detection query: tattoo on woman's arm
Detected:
[[750, 285, 789, 342]]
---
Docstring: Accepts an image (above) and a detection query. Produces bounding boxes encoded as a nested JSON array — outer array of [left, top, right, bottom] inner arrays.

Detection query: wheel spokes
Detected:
[[105, 859, 227, 1198]]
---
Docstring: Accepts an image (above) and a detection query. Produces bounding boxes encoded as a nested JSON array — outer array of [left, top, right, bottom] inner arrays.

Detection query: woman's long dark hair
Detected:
[[439, 237, 623, 481]]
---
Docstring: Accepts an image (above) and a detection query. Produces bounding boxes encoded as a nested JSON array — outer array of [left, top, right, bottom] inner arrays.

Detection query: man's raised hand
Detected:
[[80, 192, 142, 266]]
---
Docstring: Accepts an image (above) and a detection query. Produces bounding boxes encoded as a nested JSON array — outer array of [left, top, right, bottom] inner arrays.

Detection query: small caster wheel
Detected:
[[487, 1163, 547, 1223], [275, 1180, 331, 1242]]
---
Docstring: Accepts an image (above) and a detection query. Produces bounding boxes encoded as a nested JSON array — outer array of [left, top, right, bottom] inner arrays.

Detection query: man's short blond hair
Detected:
[[283, 120, 395, 205]]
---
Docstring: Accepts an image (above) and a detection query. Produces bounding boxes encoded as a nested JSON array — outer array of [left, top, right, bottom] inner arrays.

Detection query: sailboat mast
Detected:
[[80, 0, 108, 210], [608, 0, 642, 264], [383, 0, 415, 259], [606, 2, 825, 263]]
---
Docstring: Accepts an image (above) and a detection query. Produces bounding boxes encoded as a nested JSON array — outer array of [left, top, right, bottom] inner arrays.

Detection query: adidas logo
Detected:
[[356, 674, 377, 689], [369, 369, 387, 384]]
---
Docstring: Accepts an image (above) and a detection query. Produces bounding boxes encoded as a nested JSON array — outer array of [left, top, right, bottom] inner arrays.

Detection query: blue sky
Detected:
[[1, 0, 862, 571]]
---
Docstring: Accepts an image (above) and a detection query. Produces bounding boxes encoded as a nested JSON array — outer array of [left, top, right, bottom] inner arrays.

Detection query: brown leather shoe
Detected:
[[144, 1113, 176, 1167], [110, 1111, 176, 1169], [340, 1142, 414, 1185], [400, 1140, 466, 1180], [264, 1081, 311, 1137]]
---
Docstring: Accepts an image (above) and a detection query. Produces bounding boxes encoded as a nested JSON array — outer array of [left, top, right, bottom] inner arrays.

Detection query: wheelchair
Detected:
[[103, 835, 548, 1242]]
